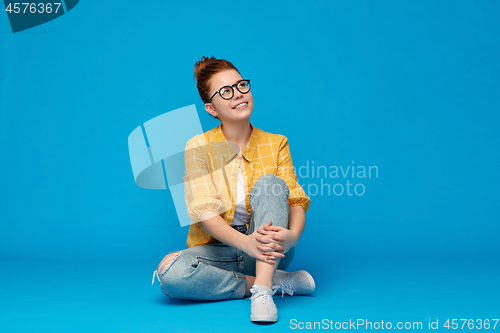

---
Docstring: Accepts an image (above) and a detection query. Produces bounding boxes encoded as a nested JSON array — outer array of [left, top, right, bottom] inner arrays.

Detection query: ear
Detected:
[[205, 103, 218, 117]]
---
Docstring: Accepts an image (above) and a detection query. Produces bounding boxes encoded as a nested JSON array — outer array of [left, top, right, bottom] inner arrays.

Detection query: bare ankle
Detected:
[[245, 275, 256, 296], [253, 279, 272, 289]]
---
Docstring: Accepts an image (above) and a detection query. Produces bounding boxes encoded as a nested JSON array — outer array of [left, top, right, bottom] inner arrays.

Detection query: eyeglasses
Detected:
[[208, 79, 251, 102]]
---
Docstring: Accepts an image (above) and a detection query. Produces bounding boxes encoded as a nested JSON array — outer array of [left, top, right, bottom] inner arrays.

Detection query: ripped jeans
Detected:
[[151, 174, 296, 301]]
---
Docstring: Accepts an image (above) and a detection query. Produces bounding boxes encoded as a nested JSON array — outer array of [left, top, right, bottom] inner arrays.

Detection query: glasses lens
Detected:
[[237, 80, 250, 93], [220, 86, 233, 100]]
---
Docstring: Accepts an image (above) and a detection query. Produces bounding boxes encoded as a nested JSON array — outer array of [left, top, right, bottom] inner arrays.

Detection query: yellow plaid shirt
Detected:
[[183, 122, 311, 248]]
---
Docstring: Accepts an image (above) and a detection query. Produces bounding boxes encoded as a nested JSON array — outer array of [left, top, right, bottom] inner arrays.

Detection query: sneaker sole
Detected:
[[251, 314, 278, 322], [298, 270, 316, 294]]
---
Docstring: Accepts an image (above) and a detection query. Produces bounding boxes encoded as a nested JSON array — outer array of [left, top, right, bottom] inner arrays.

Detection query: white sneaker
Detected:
[[250, 285, 278, 322], [272, 270, 315, 297]]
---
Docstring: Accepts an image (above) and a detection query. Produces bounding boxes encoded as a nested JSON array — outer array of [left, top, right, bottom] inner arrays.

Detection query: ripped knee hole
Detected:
[[157, 252, 182, 274]]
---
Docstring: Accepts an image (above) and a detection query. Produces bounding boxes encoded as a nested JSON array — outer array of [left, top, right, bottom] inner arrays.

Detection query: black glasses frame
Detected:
[[208, 79, 251, 102]]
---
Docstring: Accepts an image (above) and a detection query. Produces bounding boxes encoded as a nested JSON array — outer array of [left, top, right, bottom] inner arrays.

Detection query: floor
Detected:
[[1, 254, 499, 332]]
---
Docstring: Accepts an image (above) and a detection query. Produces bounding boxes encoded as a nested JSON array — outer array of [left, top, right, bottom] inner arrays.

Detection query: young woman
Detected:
[[151, 56, 315, 323]]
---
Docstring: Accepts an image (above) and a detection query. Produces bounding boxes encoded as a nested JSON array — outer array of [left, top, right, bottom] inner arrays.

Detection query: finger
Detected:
[[257, 243, 274, 252], [274, 244, 285, 253], [257, 245, 275, 254], [258, 243, 285, 254], [258, 234, 284, 244], [258, 223, 274, 231], [266, 243, 285, 253], [275, 252, 285, 258], [258, 228, 281, 236], [256, 228, 268, 235], [267, 233, 285, 242], [265, 253, 280, 262], [257, 242, 281, 251], [258, 254, 275, 264], [256, 235, 284, 245], [268, 242, 283, 252], [255, 235, 274, 244], [270, 251, 285, 258], [263, 225, 284, 232]]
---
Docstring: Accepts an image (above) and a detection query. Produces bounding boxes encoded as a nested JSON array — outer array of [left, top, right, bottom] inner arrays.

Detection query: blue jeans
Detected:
[[152, 174, 296, 301]]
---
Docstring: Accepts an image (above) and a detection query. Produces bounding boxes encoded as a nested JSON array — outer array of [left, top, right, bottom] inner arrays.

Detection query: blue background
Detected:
[[1, 1, 499, 332]]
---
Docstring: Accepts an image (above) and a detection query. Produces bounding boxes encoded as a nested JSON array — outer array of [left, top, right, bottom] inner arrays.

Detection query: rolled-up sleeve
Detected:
[[183, 137, 226, 223], [276, 135, 311, 213]]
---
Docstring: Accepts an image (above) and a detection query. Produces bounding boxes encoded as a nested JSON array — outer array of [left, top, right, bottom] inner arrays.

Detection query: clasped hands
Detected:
[[243, 221, 297, 265]]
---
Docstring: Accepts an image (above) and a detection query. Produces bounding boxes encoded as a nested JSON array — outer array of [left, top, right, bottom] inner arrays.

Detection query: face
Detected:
[[205, 69, 254, 123]]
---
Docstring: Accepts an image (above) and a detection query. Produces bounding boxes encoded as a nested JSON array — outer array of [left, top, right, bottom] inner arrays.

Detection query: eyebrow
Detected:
[[227, 79, 243, 86]]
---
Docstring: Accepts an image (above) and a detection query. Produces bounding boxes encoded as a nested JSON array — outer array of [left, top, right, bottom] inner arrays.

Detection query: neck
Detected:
[[220, 119, 252, 149]]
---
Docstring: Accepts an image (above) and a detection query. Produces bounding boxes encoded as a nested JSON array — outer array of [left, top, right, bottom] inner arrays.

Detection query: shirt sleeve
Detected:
[[183, 137, 227, 223], [276, 135, 311, 213]]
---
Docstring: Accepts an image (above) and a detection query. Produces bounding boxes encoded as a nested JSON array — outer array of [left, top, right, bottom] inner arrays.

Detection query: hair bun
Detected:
[[194, 56, 215, 82], [193, 56, 239, 109]]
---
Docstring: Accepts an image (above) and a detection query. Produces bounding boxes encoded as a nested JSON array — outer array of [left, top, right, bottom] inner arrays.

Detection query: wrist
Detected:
[[289, 229, 300, 246], [238, 234, 250, 252]]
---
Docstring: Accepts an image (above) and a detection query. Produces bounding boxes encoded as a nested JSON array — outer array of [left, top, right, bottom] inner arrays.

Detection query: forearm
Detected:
[[200, 211, 247, 250], [288, 205, 306, 244]]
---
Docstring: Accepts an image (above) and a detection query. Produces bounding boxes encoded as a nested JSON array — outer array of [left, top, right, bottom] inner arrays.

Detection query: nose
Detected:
[[233, 89, 244, 100], [233, 88, 243, 99]]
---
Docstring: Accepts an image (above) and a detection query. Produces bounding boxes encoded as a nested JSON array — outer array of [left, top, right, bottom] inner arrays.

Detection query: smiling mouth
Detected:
[[234, 102, 248, 109]]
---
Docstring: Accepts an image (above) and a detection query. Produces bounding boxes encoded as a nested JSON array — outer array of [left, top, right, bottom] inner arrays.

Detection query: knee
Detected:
[[157, 251, 200, 298], [157, 251, 183, 275], [251, 174, 289, 199]]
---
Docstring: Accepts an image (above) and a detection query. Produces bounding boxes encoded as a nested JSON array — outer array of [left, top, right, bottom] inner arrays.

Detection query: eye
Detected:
[[221, 87, 231, 95]]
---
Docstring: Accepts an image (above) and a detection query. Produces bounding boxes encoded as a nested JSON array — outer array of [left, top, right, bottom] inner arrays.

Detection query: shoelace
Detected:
[[250, 287, 277, 304], [272, 279, 296, 297], [151, 270, 160, 286]]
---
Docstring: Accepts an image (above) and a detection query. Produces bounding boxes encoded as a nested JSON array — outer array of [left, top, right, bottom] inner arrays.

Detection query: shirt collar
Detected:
[[211, 122, 258, 163]]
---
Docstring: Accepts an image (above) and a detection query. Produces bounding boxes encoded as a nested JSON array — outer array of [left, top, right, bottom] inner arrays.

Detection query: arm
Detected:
[[184, 138, 227, 222], [288, 205, 306, 245], [275, 135, 311, 214], [199, 211, 247, 250]]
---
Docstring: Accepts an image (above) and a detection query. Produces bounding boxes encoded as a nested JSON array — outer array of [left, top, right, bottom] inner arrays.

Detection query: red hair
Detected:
[[194, 56, 241, 115]]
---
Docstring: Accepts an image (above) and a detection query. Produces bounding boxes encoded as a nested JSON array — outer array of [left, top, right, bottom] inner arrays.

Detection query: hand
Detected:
[[254, 221, 286, 257], [257, 222, 298, 254], [242, 222, 285, 265]]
